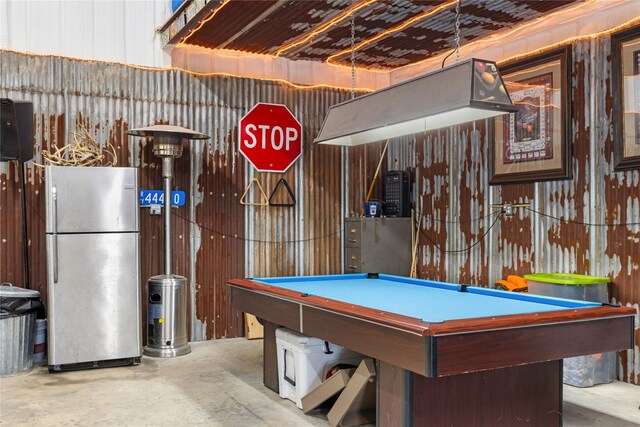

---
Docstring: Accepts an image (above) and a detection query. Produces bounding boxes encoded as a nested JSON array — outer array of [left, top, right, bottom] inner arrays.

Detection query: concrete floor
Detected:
[[1, 339, 638, 426]]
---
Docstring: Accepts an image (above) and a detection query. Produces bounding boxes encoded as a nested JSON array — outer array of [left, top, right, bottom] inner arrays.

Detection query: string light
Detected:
[[172, 0, 600, 76], [506, 81, 559, 91], [171, 0, 631, 78], [514, 101, 560, 109], [504, 62, 562, 80], [322, 0, 595, 72], [175, 43, 279, 59], [4, 3, 638, 94], [168, 67, 375, 92], [0, 48, 375, 93], [275, 0, 377, 56], [178, 0, 231, 46], [480, 0, 596, 43], [393, 0, 597, 72], [498, 16, 640, 65], [335, 8, 640, 75], [171, 0, 594, 75], [326, 0, 458, 67]]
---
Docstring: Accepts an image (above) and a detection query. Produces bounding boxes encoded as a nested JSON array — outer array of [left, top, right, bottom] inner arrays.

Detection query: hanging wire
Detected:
[[350, 1, 356, 99], [414, 202, 639, 255], [422, 211, 504, 253], [432, 210, 502, 224], [171, 210, 341, 244], [441, 0, 462, 68], [524, 207, 640, 227], [454, 0, 461, 63]]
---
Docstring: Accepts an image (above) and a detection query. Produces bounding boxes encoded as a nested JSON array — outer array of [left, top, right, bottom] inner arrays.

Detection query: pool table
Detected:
[[227, 273, 635, 426]]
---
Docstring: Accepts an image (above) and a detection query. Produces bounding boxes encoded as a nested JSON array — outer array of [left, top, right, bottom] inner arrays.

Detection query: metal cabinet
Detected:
[[344, 217, 412, 276]]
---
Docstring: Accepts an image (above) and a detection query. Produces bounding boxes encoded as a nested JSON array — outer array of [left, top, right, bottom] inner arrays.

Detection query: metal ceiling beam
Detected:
[[163, 0, 226, 46], [217, 1, 290, 50]]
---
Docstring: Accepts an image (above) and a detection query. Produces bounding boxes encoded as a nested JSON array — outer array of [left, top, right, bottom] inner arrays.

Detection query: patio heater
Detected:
[[128, 125, 209, 358]]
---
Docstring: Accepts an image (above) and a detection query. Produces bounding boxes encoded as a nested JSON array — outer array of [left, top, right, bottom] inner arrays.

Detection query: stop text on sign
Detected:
[[242, 124, 298, 151], [238, 103, 302, 173]]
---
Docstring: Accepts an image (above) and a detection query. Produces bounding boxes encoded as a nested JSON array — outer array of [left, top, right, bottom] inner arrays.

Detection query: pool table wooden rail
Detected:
[[228, 279, 635, 378], [229, 278, 633, 336]]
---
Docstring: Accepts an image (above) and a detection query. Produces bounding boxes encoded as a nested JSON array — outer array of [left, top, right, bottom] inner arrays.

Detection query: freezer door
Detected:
[[45, 166, 138, 233], [47, 233, 141, 365]]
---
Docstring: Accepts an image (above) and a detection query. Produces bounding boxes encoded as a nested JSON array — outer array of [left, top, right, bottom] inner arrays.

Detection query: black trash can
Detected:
[[0, 283, 44, 376]]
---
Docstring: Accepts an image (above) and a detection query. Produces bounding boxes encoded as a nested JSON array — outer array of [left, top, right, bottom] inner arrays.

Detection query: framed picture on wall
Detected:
[[612, 25, 640, 171], [489, 46, 572, 185]]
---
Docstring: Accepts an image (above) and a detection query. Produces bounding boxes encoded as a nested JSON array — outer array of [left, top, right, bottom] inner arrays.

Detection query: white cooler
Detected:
[[276, 328, 363, 409]]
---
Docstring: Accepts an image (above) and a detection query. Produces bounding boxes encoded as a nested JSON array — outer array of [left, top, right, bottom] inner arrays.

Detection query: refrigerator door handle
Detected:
[[52, 185, 58, 283]]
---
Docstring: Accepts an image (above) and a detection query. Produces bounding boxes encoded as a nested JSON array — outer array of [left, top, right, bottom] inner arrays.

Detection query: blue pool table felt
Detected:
[[255, 274, 600, 323]]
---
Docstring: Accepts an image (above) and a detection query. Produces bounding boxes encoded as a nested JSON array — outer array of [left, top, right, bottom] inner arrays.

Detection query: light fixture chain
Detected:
[[454, 0, 461, 62], [351, 3, 356, 99]]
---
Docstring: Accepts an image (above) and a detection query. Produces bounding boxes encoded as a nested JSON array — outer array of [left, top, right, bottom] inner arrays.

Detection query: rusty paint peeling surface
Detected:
[[346, 38, 639, 384], [0, 50, 351, 343]]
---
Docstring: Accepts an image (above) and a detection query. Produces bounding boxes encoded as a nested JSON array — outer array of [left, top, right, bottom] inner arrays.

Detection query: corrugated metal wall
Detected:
[[0, 50, 352, 344], [1, 32, 638, 386], [345, 37, 638, 384]]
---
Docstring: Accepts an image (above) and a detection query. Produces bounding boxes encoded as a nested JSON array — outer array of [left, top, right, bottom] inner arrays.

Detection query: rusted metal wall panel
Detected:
[[0, 164, 28, 287], [188, 73, 249, 340], [0, 52, 196, 336], [243, 86, 349, 287], [595, 35, 640, 384], [0, 50, 352, 343], [346, 141, 388, 218], [410, 124, 495, 285], [344, 129, 418, 221], [302, 92, 345, 275], [369, 37, 638, 384]]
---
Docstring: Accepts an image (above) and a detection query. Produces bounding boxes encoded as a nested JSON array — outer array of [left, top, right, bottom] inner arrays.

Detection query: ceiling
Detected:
[[165, 0, 584, 70]]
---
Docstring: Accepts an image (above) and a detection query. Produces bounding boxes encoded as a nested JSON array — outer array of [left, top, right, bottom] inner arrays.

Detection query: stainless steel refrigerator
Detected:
[[45, 165, 141, 371]]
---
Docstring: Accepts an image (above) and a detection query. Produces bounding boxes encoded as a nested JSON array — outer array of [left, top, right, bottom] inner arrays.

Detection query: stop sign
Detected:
[[238, 103, 302, 173]]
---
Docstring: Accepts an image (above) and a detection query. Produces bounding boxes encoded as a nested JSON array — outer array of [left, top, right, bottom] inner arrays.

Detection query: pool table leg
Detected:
[[377, 361, 412, 426], [377, 360, 562, 427], [263, 320, 279, 393]]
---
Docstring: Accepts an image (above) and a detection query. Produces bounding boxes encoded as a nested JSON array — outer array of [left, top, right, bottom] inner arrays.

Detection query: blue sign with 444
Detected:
[[139, 190, 186, 207]]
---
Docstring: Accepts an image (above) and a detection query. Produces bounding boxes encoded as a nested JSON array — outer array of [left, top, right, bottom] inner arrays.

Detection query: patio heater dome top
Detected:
[[127, 124, 210, 140], [128, 124, 210, 158]]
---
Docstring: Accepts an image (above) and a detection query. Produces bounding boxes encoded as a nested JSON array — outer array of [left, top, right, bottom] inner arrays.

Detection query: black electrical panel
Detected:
[[383, 170, 411, 217]]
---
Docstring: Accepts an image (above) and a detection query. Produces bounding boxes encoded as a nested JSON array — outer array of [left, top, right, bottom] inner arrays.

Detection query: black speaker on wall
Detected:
[[1, 98, 34, 162], [383, 170, 411, 217]]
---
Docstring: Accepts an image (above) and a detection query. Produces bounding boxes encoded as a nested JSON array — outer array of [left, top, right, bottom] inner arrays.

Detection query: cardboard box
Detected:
[[244, 313, 263, 339], [302, 368, 355, 413], [327, 359, 376, 427]]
